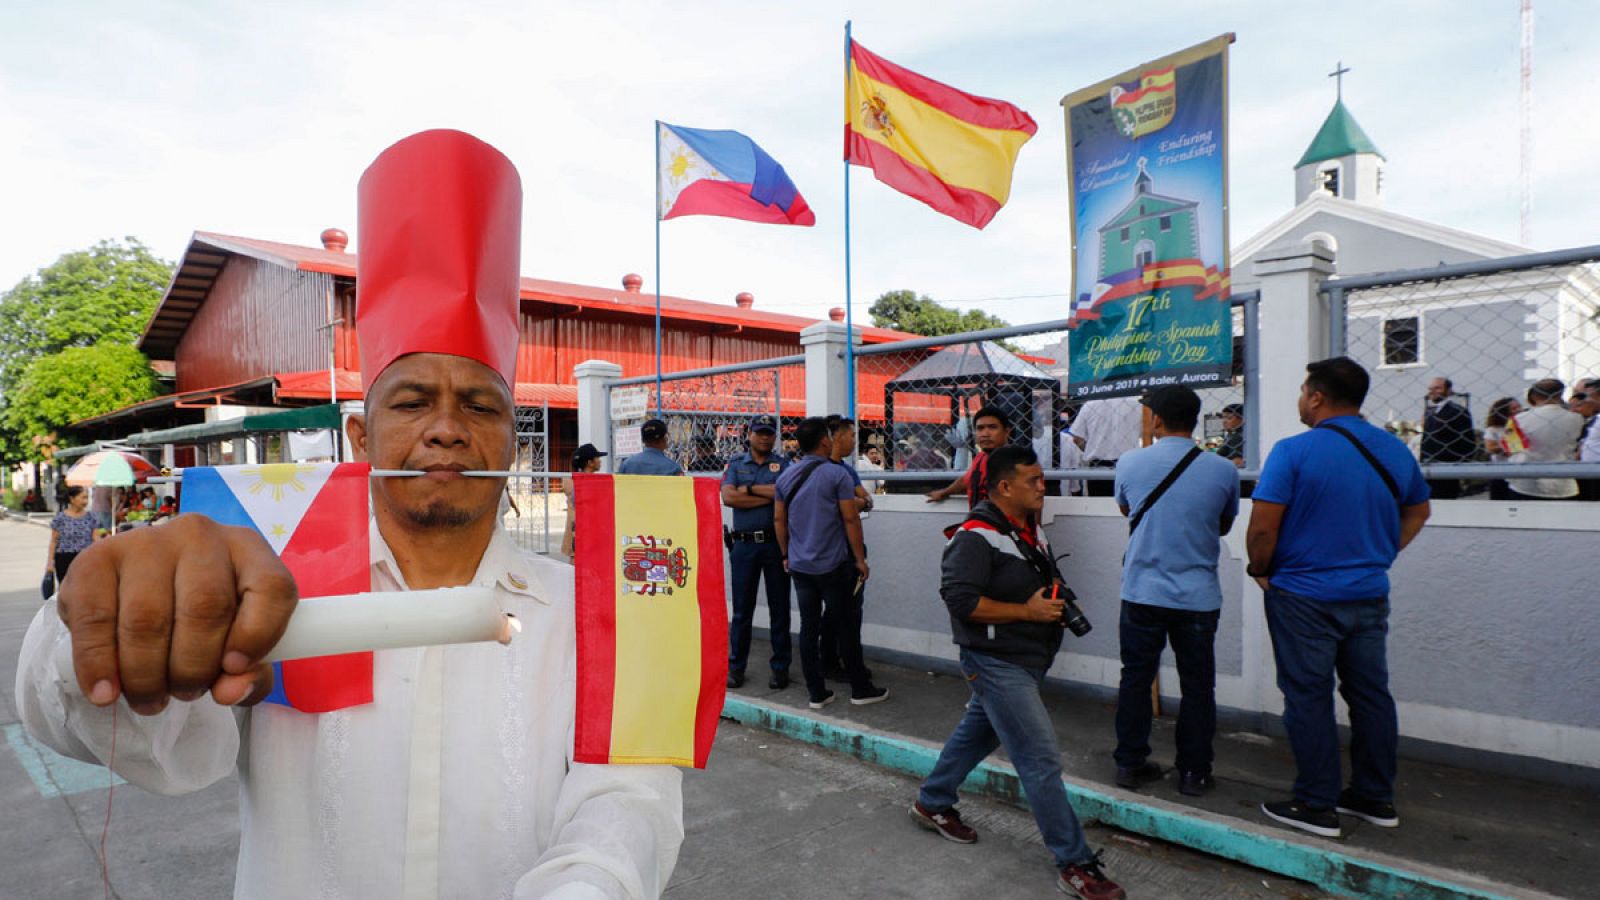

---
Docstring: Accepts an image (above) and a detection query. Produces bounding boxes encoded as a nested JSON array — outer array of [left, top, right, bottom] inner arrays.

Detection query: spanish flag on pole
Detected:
[[846, 38, 1037, 229], [573, 474, 728, 768]]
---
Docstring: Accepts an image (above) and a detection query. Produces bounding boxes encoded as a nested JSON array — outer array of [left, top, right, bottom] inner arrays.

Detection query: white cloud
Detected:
[[1, 0, 1594, 331]]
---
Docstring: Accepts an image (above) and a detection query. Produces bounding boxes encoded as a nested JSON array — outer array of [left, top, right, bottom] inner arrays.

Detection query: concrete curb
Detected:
[[722, 696, 1555, 900], [3, 511, 52, 529]]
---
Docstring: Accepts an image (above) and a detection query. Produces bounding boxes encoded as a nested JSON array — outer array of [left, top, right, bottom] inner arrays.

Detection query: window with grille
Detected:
[[1382, 316, 1421, 366], [1120, 227, 1129, 242], [1319, 164, 1340, 197], [1159, 215, 1172, 232]]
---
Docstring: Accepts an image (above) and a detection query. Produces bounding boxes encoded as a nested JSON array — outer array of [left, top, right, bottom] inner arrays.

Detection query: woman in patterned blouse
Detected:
[[47, 486, 99, 581]]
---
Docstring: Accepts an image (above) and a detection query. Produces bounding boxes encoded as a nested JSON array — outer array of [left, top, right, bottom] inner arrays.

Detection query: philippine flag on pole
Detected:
[[179, 462, 372, 713], [657, 122, 816, 226]]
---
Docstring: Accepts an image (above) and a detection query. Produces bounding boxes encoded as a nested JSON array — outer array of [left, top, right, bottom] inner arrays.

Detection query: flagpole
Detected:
[[654, 120, 664, 416], [843, 20, 857, 419]]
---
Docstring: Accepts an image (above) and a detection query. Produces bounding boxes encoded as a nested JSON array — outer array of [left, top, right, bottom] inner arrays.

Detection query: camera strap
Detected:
[[1127, 445, 1203, 536], [963, 505, 1058, 589], [1318, 422, 1401, 501]]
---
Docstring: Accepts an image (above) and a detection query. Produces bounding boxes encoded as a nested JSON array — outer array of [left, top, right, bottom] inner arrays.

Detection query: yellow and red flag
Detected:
[[846, 39, 1036, 229], [573, 474, 728, 768]]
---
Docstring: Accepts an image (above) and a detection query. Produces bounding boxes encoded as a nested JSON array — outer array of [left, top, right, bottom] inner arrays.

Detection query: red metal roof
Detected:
[[273, 369, 580, 410], [145, 231, 916, 350]]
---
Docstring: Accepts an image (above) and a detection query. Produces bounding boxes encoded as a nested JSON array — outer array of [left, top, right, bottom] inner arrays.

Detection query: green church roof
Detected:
[[1296, 100, 1384, 167]]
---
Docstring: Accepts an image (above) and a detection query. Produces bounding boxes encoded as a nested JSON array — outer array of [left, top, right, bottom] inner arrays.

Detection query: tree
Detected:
[[868, 289, 1011, 337], [0, 238, 171, 463], [5, 345, 160, 462]]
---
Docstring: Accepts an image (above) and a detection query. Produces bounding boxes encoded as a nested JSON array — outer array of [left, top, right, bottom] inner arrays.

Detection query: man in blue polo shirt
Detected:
[[1247, 357, 1430, 839], [1112, 385, 1239, 798], [720, 415, 791, 690], [617, 418, 684, 476]]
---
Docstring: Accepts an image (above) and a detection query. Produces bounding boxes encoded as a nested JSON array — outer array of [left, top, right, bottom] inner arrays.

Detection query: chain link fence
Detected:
[[608, 357, 805, 475], [1328, 247, 1600, 494]]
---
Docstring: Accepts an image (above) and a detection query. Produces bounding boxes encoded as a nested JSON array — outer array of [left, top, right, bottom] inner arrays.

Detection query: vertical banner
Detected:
[[1062, 34, 1234, 399], [573, 474, 728, 768]]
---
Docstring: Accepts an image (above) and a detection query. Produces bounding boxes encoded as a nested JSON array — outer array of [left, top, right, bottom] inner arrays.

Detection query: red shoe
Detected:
[[1058, 852, 1125, 899], [909, 801, 977, 843]]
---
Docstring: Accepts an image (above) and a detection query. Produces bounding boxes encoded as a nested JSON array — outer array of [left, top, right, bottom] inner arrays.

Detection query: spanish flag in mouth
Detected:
[[846, 38, 1037, 229], [573, 474, 729, 768]]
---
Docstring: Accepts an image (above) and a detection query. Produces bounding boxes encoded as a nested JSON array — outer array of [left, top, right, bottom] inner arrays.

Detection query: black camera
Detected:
[[1057, 585, 1092, 637]]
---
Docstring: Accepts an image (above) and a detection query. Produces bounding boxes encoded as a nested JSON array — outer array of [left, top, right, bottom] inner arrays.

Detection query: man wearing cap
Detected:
[[561, 443, 608, 560], [618, 418, 685, 476], [720, 415, 792, 690], [18, 130, 683, 898], [1111, 386, 1239, 797], [1216, 403, 1245, 468]]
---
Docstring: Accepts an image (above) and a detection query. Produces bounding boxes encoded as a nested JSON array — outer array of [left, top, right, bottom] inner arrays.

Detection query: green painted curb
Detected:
[[722, 697, 1516, 900]]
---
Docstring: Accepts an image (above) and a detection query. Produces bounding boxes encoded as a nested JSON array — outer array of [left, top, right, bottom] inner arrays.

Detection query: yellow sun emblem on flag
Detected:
[[669, 150, 694, 184], [241, 464, 317, 502]]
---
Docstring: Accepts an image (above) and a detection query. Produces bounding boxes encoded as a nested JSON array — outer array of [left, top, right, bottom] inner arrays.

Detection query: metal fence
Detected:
[[852, 292, 1260, 490], [1326, 245, 1600, 489], [607, 355, 807, 474], [504, 402, 556, 553]]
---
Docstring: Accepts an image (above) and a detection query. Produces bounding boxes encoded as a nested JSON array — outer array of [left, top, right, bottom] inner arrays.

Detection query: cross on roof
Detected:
[[1329, 61, 1351, 101]]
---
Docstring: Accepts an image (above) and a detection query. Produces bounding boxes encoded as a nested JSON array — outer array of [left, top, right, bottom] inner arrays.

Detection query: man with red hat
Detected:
[[18, 130, 683, 898]]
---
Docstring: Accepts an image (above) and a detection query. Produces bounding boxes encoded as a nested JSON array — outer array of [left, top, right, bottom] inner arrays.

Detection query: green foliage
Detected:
[[0, 238, 171, 463], [868, 289, 1012, 337], [6, 345, 159, 462]]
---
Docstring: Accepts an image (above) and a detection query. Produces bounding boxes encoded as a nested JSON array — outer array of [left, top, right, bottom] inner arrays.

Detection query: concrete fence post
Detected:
[[1251, 241, 1336, 454], [574, 359, 623, 472], [800, 321, 852, 419]]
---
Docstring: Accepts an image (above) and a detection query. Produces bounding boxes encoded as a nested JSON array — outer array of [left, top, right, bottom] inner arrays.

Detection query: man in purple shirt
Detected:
[[775, 417, 889, 710]]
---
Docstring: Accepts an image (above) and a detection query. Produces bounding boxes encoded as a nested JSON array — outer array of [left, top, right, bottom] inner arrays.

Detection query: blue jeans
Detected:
[[918, 649, 1093, 869], [727, 539, 791, 675], [1263, 587, 1397, 808], [791, 561, 870, 698], [1113, 600, 1218, 774]]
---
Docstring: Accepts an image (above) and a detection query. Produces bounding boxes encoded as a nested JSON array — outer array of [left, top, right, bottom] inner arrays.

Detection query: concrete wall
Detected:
[[733, 494, 1600, 774]]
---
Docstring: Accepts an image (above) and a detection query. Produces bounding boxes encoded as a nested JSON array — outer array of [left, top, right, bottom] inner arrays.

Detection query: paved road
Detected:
[[0, 518, 1319, 898]]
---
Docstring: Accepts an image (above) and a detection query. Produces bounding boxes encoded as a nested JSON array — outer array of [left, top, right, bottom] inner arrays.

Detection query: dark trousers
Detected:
[[1086, 459, 1117, 497], [53, 552, 80, 580], [1264, 587, 1397, 809], [727, 539, 791, 675], [1425, 478, 1461, 500], [1113, 601, 1219, 774], [792, 560, 870, 699]]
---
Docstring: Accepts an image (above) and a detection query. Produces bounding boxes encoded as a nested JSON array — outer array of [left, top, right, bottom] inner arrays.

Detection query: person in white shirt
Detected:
[[16, 129, 682, 899], [1071, 396, 1144, 497], [1507, 378, 1586, 500], [1569, 379, 1600, 500], [857, 445, 885, 494]]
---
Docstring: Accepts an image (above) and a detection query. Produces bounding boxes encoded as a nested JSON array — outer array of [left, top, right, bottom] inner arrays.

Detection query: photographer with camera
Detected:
[[1111, 386, 1240, 798], [910, 446, 1123, 900]]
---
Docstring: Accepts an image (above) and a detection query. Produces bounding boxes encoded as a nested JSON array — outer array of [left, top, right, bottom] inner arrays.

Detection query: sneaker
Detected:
[[726, 671, 745, 689], [1178, 770, 1215, 797], [768, 671, 790, 690], [850, 686, 890, 706], [807, 690, 836, 710], [1057, 852, 1125, 899], [1336, 790, 1399, 828], [1114, 761, 1164, 790], [909, 801, 977, 844], [1261, 799, 1341, 838]]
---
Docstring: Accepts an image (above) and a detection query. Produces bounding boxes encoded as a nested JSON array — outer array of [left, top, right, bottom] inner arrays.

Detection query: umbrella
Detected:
[[64, 450, 158, 487]]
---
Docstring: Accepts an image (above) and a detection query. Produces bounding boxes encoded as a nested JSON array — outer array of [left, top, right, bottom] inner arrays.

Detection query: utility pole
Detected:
[[1520, 0, 1534, 246]]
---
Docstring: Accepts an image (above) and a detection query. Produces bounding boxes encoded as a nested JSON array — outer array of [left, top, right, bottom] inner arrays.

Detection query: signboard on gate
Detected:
[[611, 387, 650, 422], [1062, 34, 1234, 400], [613, 425, 643, 456]]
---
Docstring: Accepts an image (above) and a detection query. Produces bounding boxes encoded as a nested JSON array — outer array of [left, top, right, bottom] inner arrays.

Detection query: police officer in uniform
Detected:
[[721, 415, 793, 689]]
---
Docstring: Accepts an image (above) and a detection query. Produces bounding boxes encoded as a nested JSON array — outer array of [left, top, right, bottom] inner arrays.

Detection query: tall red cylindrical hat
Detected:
[[356, 129, 522, 392]]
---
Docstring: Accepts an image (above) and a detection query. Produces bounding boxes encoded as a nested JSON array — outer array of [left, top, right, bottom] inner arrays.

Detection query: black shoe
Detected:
[[807, 690, 836, 710], [1178, 771, 1214, 797], [1261, 799, 1341, 838], [768, 671, 790, 690], [1114, 761, 1164, 790], [1336, 790, 1399, 827], [726, 671, 744, 689], [850, 686, 890, 706]]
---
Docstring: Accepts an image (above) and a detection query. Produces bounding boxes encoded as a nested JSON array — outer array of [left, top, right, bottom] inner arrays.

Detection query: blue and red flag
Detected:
[[178, 462, 372, 713], [657, 123, 815, 226]]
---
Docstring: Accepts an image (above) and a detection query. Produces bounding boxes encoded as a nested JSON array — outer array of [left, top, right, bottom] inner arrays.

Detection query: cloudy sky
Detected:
[[2, 1, 1594, 328]]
